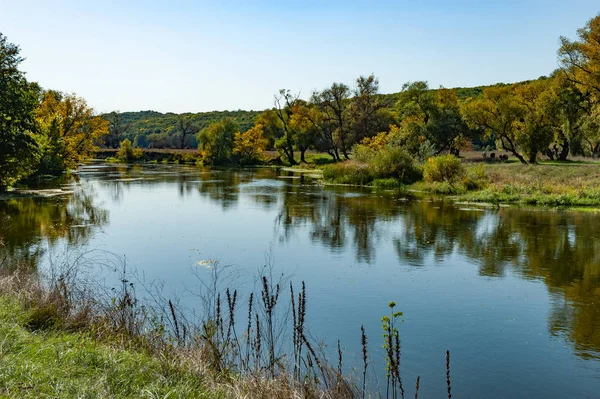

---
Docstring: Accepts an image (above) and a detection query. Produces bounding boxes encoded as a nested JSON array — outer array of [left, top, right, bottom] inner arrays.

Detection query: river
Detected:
[[1, 163, 599, 398]]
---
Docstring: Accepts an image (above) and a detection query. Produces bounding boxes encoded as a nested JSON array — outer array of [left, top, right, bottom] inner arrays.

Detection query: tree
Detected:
[[543, 73, 590, 160], [197, 118, 239, 164], [558, 14, 600, 102], [273, 89, 298, 165], [512, 79, 555, 163], [176, 115, 198, 149], [232, 123, 267, 164], [35, 91, 108, 173], [0, 33, 40, 190], [395, 82, 470, 156], [104, 111, 130, 149], [461, 85, 529, 164], [289, 101, 318, 163], [558, 14, 600, 159], [349, 74, 383, 144], [312, 82, 352, 159]]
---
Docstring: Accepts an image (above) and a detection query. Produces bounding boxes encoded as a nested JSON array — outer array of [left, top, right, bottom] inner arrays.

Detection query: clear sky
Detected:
[[1, 1, 598, 113]]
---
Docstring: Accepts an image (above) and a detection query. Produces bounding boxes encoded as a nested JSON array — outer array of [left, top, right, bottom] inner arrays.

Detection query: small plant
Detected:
[[382, 301, 404, 399]]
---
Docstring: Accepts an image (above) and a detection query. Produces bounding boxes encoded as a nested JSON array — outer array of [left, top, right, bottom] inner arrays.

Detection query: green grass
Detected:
[[0, 296, 217, 399], [321, 158, 600, 207]]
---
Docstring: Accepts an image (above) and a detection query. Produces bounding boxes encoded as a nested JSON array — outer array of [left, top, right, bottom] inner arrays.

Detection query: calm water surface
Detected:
[[1, 163, 600, 398]]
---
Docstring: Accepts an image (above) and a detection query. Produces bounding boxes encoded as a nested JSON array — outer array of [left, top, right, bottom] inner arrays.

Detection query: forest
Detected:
[[1, 14, 600, 190]]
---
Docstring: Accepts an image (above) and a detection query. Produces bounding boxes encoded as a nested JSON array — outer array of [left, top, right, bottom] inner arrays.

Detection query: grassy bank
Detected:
[[0, 295, 214, 398], [323, 158, 600, 207], [0, 261, 430, 399]]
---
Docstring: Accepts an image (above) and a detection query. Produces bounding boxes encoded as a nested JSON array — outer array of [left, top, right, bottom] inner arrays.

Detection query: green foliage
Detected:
[[370, 147, 422, 184], [323, 161, 374, 185], [423, 154, 465, 183], [197, 118, 240, 165], [116, 139, 143, 162], [101, 110, 260, 150], [0, 33, 40, 189]]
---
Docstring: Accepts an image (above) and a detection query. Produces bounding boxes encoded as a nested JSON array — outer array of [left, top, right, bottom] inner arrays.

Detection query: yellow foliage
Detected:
[[233, 123, 267, 162], [36, 91, 108, 169]]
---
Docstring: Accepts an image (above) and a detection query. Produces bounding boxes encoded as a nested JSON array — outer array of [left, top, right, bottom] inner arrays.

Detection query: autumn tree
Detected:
[[35, 91, 108, 173], [558, 14, 600, 158], [512, 79, 555, 163], [232, 123, 267, 164], [0, 33, 40, 189], [104, 111, 130, 149], [461, 85, 528, 163], [289, 100, 318, 163], [558, 14, 600, 102]]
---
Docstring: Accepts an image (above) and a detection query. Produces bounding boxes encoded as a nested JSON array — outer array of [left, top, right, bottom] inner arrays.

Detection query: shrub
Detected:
[[116, 139, 143, 162], [462, 163, 489, 190], [322, 161, 374, 185], [423, 155, 464, 183], [370, 147, 422, 184]]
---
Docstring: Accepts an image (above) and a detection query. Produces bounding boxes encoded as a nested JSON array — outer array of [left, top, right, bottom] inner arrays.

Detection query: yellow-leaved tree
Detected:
[[232, 123, 267, 164], [35, 91, 108, 174]]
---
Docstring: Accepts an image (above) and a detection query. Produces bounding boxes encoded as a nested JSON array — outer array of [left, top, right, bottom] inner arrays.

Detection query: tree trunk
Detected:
[[300, 148, 307, 163], [528, 153, 538, 164], [500, 137, 528, 164], [558, 140, 569, 161]]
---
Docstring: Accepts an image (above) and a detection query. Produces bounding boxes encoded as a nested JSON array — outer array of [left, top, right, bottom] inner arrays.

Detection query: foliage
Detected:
[[116, 138, 143, 162], [233, 123, 267, 164], [0, 33, 40, 189], [370, 147, 422, 183], [423, 155, 465, 183], [35, 91, 108, 173], [197, 118, 240, 165]]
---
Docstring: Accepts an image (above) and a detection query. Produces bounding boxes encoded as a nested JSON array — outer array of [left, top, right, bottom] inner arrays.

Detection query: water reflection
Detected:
[[0, 183, 108, 270]]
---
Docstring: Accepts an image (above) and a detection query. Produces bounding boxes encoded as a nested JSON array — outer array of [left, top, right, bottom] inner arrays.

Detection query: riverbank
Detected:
[[322, 160, 600, 208], [0, 267, 360, 399]]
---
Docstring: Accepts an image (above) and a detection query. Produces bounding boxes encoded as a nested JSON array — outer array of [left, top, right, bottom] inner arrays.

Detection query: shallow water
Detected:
[[2, 163, 600, 398]]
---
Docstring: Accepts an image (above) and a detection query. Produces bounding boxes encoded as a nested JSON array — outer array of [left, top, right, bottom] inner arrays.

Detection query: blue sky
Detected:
[[1, 1, 598, 113]]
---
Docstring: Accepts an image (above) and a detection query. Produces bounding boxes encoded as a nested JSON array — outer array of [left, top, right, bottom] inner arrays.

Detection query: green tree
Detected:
[[0, 33, 40, 190], [396, 82, 469, 156], [349, 74, 383, 144], [312, 82, 352, 159], [273, 89, 298, 165], [104, 111, 130, 149], [461, 85, 529, 164], [197, 118, 239, 164], [176, 115, 198, 149]]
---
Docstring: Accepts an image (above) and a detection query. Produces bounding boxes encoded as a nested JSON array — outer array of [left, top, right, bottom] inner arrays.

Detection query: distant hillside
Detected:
[[107, 80, 530, 148], [104, 109, 261, 148]]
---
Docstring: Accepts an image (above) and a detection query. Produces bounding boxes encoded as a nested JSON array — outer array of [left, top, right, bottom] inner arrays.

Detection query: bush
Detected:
[[322, 161, 374, 185], [116, 139, 143, 162], [423, 155, 464, 183], [462, 163, 489, 190], [370, 147, 422, 184]]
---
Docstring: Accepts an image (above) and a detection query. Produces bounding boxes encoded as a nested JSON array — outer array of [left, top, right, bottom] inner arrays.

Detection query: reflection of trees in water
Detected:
[[276, 180, 402, 263], [393, 202, 600, 358], [0, 184, 108, 271]]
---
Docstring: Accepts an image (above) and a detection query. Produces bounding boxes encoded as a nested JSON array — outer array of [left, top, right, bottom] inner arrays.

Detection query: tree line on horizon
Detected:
[[2, 13, 600, 189]]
